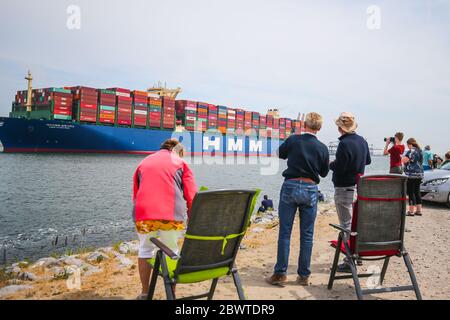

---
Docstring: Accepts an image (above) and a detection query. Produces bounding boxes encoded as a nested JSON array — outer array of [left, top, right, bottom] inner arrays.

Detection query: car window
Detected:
[[440, 162, 450, 170]]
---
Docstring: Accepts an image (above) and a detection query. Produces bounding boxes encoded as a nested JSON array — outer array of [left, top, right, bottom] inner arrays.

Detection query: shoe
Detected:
[[356, 258, 363, 266], [296, 275, 310, 286], [336, 262, 352, 273], [136, 293, 148, 300], [265, 274, 287, 286], [406, 212, 415, 216], [415, 211, 422, 216]]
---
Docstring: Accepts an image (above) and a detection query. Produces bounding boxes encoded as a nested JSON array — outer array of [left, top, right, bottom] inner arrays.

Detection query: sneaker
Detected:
[[265, 274, 287, 286], [136, 293, 148, 300], [406, 211, 415, 216], [356, 258, 363, 266], [415, 211, 422, 216], [296, 275, 310, 286], [336, 262, 352, 273]]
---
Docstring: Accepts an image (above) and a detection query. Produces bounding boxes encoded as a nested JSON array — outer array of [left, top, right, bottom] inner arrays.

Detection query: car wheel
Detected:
[[447, 193, 450, 209]]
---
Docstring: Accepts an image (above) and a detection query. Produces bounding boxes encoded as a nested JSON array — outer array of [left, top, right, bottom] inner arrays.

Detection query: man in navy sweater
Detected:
[[330, 112, 371, 272], [266, 112, 329, 287]]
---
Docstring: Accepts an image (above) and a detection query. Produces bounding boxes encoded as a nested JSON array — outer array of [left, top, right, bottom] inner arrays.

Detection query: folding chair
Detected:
[[147, 189, 260, 300], [328, 175, 422, 300]]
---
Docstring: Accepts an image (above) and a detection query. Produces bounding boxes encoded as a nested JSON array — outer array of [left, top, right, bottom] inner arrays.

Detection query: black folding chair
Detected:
[[328, 175, 422, 300], [147, 189, 259, 300]]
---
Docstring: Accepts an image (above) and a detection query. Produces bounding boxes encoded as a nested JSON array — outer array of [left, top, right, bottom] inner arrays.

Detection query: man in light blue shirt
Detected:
[[422, 145, 433, 171]]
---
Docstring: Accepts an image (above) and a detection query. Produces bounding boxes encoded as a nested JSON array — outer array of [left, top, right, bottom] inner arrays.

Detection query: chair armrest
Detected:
[[150, 237, 179, 259], [329, 223, 352, 234]]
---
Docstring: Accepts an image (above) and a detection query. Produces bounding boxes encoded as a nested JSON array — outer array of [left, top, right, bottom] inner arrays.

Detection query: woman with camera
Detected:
[[402, 138, 424, 217]]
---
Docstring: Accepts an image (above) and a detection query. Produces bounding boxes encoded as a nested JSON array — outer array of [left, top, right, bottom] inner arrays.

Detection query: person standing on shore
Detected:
[[422, 145, 434, 171], [402, 138, 424, 216], [329, 112, 371, 273], [266, 112, 329, 287], [383, 132, 405, 174], [441, 152, 450, 167], [132, 139, 198, 299]]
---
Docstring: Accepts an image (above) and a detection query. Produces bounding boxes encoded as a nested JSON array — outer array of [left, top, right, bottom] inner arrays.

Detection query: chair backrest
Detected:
[[175, 189, 258, 276], [350, 175, 408, 255]]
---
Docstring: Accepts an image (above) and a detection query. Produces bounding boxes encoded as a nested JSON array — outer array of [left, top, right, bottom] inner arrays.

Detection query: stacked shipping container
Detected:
[[235, 109, 244, 132], [285, 118, 292, 136], [244, 111, 252, 133], [13, 88, 73, 120], [227, 108, 236, 132], [11, 84, 302, 140], [98, 89, 116, 124], [217, 106, 227, 134], [175, 100, 197, 131], [252, 112, 260, 131], [148, 97, 162, 128], [162, 97, 175, 129], [279, 118, 286, 140], [72, 87, 98, 123], [132, 91, 148, 127], [107, 88, 132, 126], [207, 104, 218, 130], [259, 114, 267, 137], [197, 103, 208, 132]]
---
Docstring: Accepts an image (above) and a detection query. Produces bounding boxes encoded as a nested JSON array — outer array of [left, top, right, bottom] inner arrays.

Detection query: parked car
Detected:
[[420, 162, 450, 207]]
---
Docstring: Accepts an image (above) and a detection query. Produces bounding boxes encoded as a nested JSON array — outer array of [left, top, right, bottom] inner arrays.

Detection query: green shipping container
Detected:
[[100, 105, 116, 111]]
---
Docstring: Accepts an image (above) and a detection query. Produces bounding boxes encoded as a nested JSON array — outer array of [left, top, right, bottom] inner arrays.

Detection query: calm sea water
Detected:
[[0, 153, 389, 263]]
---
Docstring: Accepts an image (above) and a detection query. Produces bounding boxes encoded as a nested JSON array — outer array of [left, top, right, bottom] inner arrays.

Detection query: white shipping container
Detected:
[[134, 110, 148, 115]]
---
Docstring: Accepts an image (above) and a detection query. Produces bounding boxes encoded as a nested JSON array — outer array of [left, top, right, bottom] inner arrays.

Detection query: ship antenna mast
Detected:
[[25, 70, 33, 119]]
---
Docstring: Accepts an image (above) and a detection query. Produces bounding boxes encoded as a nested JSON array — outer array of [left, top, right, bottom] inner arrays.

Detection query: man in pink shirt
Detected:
[[132, 139, 198, 298]]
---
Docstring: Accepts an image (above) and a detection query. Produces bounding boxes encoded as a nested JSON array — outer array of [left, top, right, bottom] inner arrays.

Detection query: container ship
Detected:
[[0, 72, 305, 156]]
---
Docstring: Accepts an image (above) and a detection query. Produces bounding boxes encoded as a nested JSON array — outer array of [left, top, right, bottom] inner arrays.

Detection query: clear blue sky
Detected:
[[1, 0, 449, 155]]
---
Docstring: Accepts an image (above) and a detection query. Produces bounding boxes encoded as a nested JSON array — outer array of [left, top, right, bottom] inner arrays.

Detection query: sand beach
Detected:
[[1, 203, 448, 300]]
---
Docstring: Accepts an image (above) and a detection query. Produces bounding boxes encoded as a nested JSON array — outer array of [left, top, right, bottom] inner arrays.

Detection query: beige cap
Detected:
[[335, 112, 358, 133]]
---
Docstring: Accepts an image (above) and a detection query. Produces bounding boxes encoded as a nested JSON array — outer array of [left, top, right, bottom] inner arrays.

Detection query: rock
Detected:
[[118, 241, 139, 254], [0, 285, 33, 297], [59, 256, 84, 267], [113, 252, 133, 267], [5, 266, 21, 275], [260, 218, 273, 224], [86, 251, 109, 263], [31, 257, 60, 269], [50, 266, 66, 278], [252, 227, 264, 234], [253, 217, 263, 224], [239, 244, 247, 250], [18, 272, 38, 281], [83, 266, 103, 277], [98, 246, 114, 254]]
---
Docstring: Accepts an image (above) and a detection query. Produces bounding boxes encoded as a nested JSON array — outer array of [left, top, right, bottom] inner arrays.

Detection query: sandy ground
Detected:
[[1, 203, 449, 300]]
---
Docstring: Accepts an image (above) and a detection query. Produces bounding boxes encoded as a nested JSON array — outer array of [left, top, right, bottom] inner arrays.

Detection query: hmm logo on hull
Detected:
[[203, 136, 263, 152]]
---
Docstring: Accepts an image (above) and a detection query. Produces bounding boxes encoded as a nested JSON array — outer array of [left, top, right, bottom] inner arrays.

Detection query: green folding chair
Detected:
[[147, 189, 260, 300]]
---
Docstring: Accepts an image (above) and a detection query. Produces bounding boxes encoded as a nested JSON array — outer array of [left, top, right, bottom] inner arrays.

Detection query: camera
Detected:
[[384, 137, 395, 143]]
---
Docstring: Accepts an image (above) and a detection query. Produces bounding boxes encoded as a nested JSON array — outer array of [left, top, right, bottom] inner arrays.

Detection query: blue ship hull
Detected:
[[0, 117, 281, 156]]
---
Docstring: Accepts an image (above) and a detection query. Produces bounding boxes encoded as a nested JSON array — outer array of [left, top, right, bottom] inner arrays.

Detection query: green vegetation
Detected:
[[113, 241, 123, 252]]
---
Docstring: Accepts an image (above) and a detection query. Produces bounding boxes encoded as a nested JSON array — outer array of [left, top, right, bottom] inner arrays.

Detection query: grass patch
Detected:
[[0, 268, 14, 282], [113, 241, 123, 252]]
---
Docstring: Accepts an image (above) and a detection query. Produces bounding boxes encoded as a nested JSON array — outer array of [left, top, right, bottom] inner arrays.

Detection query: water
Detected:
[[0, 153, 389, 263]]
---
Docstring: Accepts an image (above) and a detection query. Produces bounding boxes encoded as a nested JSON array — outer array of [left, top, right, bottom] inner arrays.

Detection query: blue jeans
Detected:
[[274, 180, 318, 278]]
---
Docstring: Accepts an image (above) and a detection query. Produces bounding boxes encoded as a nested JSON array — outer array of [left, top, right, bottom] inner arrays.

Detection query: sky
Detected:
[[0, 0, 449, 155]]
